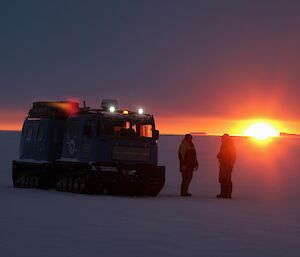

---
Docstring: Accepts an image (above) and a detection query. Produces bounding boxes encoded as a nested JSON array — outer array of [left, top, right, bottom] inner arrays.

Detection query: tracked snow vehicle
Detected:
[[12, 100, 165, 196]]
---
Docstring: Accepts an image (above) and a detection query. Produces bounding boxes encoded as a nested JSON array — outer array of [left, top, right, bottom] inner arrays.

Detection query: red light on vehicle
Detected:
[[54, 102, 79, 115]]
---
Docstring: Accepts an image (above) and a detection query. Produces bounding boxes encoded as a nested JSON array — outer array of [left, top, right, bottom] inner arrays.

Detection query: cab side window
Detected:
[[37, 125, 44, 142], [83, 120, 93, 138], [25, 126, 33, 141], [139, 124, 152, 138]]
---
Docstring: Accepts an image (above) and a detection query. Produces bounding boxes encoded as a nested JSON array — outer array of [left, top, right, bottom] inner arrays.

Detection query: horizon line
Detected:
[[1, 129, 299, 138]]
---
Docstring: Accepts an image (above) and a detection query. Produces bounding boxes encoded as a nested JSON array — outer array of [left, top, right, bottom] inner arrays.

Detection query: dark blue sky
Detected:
[[1, 0, 300, 127]]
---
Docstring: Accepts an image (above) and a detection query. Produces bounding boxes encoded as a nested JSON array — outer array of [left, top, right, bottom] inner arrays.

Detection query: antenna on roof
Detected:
[[83, 100, 86, 108]]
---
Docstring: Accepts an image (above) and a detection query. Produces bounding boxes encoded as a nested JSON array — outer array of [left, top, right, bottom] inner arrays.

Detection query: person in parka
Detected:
[[178, 134, 198, 196], [217, 134, 236, 199]]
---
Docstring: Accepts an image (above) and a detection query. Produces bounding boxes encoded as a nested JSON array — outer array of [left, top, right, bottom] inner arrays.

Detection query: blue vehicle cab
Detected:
[[12, 100, 165, 196]]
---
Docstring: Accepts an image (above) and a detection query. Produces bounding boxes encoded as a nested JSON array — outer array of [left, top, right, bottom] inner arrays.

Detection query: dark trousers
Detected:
[[219, 165, 233, 196], [181, 169, 193, 195]]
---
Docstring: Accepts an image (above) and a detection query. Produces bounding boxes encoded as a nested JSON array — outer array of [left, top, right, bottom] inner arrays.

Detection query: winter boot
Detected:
[[216, 183, 226, 198]]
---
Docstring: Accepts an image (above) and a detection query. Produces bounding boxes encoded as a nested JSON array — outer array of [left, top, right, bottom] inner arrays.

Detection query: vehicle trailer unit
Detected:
[[12, 100, 165, 196]]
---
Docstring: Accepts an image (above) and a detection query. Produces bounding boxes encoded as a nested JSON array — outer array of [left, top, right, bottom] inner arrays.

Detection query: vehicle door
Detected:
[[80, 119, 95, 160]]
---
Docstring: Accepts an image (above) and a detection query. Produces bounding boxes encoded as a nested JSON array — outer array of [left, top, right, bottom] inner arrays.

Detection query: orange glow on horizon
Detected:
[[0, 122, 23, 131], [155, 116, 298, 136], [0, 111, 25, 131], [0, 111, 300, 136], [243, 122, 280, 140]]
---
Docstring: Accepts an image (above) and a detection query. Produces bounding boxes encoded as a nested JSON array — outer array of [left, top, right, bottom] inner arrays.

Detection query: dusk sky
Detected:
[[1, 0, 300, 134]]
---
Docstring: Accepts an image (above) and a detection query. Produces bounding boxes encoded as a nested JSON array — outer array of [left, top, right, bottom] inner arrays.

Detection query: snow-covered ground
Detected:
[[0, 132, 299, 257]]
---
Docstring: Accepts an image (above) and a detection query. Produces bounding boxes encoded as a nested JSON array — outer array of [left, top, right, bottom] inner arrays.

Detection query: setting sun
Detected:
[[244, 122, 280, 140]]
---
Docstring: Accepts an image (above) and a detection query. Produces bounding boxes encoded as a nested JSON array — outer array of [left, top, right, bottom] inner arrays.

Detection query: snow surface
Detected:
[[0, 132, 299, 257]]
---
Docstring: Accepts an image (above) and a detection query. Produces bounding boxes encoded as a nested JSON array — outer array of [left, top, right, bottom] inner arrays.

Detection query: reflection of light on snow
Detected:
[[1, 131, 300, 256], [244, 122, 279, 140]]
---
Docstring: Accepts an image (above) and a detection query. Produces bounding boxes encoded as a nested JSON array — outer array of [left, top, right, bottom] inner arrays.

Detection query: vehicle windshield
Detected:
[[99, 119, 153, 138]]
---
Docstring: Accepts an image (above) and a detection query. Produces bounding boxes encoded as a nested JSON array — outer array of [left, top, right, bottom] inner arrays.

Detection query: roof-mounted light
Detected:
[[123, 110, 129, 115], [109, 106, 116, 113], [138, 108, 144, 115], [101, 99, 118, 111]]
